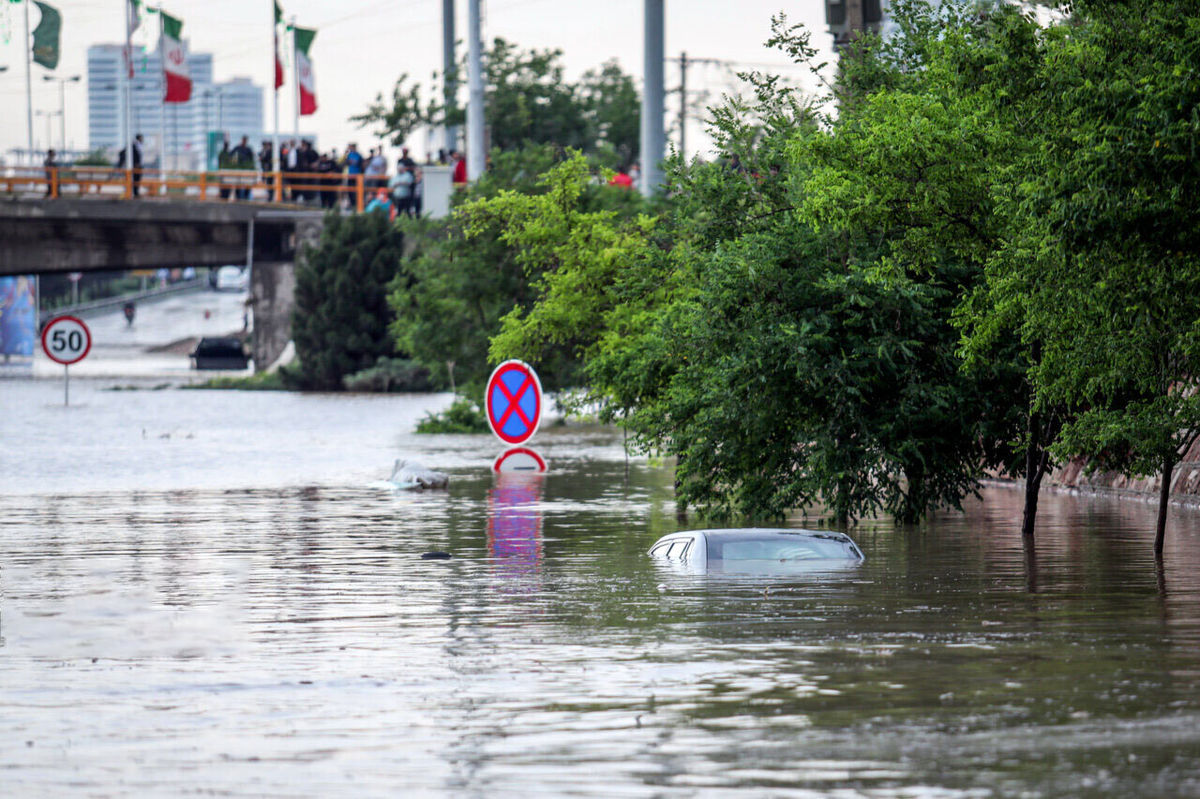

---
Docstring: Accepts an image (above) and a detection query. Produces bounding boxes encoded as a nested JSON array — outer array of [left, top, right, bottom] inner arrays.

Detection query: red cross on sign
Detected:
[[485, 360, 543, 445]]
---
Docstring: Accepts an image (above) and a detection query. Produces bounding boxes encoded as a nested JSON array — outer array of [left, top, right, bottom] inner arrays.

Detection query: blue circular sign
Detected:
[[485, 360, 543, 445]]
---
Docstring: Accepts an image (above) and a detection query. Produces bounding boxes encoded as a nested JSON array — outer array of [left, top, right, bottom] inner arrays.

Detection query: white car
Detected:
[[214, 265, 248, 292], [649, 528, 864, 573]]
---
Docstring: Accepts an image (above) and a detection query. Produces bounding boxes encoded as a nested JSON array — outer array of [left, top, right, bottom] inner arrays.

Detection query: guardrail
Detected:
[[39, 277, 210, 328], [0, 165, 381, 212]]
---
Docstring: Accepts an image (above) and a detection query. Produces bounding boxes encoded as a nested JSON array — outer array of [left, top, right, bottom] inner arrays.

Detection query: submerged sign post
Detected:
[[41, 315, 92, 406], [485, 360, 547, 473]]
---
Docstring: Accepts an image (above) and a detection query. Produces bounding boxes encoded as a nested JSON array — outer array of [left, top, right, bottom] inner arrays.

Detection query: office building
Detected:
[[825, 0, 897, 52], [87, 43, 269, 169]]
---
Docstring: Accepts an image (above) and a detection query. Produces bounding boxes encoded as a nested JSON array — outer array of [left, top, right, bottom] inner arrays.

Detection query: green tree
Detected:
[[479, 6, 1093, 527], [805, 2, 1060, 536], [997, 0, 1200, 557], [292, 212, 405, 391], [353, 40, 639, 162], [350, 73, 439, 147], [391, 146, 642, 395]]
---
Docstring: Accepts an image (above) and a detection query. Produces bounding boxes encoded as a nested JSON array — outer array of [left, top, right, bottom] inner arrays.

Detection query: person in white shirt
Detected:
[[365, 148, 388, 190]]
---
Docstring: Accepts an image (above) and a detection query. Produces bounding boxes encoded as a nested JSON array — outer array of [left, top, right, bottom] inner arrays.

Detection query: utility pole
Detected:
[[443, 0, 457, 154], [640, 0, 664, 197], [666, 52, 720, 162], [24, 0, 34, 164], [44, 75, 80, 153], [466, 0, 484, 181], [678, 51, 686, 159]]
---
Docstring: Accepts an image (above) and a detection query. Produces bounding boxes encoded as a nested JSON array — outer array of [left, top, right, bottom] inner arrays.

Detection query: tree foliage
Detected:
[[975, 0, 1200, 553], [485, 11, 1024, 524], [292, 212, 405, 391], [353, 40, 639, 165], [390, 146, 644, 396]]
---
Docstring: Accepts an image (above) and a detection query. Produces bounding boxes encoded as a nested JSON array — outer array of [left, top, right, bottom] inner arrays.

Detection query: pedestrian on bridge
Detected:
[[118, 134, 144, 197], [231, 137, 255, 200], [43, 149, 57, 196]]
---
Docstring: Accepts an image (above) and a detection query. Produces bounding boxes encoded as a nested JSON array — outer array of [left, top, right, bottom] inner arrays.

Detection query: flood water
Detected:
[[3, 378, 1200, 797]]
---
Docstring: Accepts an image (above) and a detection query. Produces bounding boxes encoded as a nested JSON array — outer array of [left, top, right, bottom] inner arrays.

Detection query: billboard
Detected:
[[0, 276, 38, 362]]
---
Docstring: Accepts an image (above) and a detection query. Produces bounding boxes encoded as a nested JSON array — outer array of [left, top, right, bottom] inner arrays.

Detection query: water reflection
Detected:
[[487, 471, 544, 584], [3, 384, 1200, 796]]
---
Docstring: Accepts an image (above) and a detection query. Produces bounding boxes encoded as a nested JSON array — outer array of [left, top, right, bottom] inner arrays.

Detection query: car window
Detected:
[[650, 543, 671, 557], [708, 538, 858, 561], [666, 539, 691, 559]]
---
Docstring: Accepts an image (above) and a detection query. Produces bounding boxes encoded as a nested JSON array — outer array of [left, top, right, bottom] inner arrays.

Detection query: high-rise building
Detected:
[[87, 43, 267, 169], [825, 0, 896, 52]]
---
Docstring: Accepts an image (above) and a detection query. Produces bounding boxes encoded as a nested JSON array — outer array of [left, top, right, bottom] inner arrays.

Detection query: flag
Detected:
[[125, 0, 142, 77], [294, 26, 317, 115], [31, 1, 60, 69], [274, 2, 284, 90], [160, 11, 191, 103]]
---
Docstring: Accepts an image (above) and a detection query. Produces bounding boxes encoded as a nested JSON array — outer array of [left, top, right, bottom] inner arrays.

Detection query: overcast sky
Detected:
[[0, 0, 836, 162]]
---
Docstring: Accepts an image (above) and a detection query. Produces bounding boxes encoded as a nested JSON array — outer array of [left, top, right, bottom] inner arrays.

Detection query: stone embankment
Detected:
[[1041, 437, 1200, 508]]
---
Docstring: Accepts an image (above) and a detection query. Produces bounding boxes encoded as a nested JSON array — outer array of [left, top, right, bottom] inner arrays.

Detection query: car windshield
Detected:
[[706, 533, 859, 561]]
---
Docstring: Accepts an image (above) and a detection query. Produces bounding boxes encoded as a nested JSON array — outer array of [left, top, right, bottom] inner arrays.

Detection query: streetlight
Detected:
[[201, 88, 224, 170], [43, 74, 81, 153], [35, 109, 58, 154]]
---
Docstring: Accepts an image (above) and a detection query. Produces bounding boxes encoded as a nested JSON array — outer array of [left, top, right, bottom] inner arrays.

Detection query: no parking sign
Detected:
[[485, 360, 543, 446]]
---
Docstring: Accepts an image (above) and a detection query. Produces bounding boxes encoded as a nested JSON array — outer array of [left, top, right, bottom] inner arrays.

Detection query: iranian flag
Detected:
[[160, 11, 191, 103], [274, 2, 284, 90], [294, 26, 317, 115]]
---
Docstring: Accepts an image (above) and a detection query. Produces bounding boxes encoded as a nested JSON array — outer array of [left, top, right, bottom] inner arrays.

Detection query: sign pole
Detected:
[[42, 316, 93, 405]]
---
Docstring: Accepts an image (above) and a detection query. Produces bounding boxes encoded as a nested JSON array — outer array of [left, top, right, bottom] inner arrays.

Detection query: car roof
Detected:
[[652, 528, 853, 545]]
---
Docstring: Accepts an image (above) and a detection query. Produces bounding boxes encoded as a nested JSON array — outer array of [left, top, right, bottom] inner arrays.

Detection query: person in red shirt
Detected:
[[608, 167, 634, 189], [451, 150, 467, 185]]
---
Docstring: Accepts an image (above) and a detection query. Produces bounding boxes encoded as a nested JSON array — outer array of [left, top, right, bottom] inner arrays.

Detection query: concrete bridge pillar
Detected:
[[250, 261, 295, 371], [249, 213, 322, 372]]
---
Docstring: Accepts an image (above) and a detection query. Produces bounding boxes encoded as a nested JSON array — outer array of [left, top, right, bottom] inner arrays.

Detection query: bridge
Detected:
[[0, 188, 327, 371]]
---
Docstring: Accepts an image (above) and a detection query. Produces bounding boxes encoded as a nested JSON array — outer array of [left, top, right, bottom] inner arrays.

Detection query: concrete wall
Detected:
[[250, 261, 295, 371], [1047, 436, 1200, 508], [248, 214, 322, 371]]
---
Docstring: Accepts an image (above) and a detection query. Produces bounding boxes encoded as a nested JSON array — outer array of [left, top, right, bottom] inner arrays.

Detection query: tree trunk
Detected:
[[1020, 411, 1044, 541], [1155, 453, 1173, 559]]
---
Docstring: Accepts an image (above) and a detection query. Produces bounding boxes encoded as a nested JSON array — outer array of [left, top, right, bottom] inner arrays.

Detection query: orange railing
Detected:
[[0, 165, 377, 212]]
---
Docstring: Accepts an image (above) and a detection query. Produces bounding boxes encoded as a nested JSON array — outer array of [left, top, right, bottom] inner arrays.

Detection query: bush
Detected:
[[415, 395, 490, 433], [184, 370, 290, 390], [342, 357, 435, 392]]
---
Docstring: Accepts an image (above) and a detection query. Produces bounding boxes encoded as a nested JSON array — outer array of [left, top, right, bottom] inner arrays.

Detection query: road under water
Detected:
[[2, 379, 1200, 797]]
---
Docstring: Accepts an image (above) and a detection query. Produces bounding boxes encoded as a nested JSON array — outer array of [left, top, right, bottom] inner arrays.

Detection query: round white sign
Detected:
[[41, 315, 92, 365]]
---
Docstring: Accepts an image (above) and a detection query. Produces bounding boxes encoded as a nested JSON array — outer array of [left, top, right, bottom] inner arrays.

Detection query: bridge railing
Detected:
[[0, 165, 374, 212]]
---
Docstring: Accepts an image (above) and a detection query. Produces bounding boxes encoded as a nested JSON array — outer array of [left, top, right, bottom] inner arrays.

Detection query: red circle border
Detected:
[[41, 315, 93, 365], [492, 446, 548, 473], [485, 361, 543, 446]]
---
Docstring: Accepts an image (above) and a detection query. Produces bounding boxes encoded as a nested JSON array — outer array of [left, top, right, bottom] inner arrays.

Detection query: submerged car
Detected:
[[190, 337, 249, 370], [214, 265, 248, 292], [649, 528, 864, 573]]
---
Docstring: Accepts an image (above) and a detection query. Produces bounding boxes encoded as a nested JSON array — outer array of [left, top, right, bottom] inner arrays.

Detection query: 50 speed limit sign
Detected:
[[42, 315, 92, 365]]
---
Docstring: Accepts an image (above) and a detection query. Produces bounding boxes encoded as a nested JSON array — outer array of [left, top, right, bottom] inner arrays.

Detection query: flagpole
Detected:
[[291, 17, 299, 139], [124, 0, 135, 193], [272, 4, 280, 174], [24, 0, 34, 164], [158, 12, 167, 188]]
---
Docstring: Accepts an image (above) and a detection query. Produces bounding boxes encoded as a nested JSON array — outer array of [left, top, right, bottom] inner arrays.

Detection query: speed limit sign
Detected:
[[42, 315, 92, 365]]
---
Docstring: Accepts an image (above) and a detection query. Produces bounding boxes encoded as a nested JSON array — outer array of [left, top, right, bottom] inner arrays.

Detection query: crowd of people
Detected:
[[221, 138, 472, 215], [199, 135, 471, 215]]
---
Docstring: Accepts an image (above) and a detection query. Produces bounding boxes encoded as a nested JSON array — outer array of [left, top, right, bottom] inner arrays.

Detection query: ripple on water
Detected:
[[2, 386, 1200, 795]]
